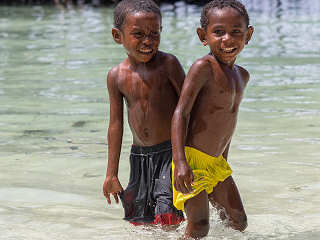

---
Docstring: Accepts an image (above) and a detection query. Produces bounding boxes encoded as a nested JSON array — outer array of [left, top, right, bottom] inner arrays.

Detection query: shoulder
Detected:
[[157, 51, 185, 93], [157, 50, 185, 81], [181, 55, 214, 89], [157, 50, 182, 67], [107, 65, 119, 87], [107, 62, 126, 90], [236, 65, 250, 84], [107, 65, 119, 79], [107, 60, 129, 86], [189, 55, 214, 76]]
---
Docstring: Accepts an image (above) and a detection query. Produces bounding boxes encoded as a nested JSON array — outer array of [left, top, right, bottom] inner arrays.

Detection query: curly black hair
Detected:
[[114, 0, 161, 30], [200, 0, 250, 30]]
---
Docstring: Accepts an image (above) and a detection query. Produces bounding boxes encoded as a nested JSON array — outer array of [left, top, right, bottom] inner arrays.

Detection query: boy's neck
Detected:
[[209, 52, 236, 69], [127, 51, 159, 69]]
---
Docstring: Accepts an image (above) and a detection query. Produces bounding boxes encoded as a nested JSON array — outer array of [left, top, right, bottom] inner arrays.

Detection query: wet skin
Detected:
[[103, 12, 185, 205], [171, 7, 254, 238]]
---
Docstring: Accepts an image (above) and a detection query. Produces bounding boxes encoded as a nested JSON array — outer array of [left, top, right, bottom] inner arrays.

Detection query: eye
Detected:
[[151, 31, 160, 37], [232, 29, 242, 34], [132, 32, 144, 38], [213, 30, 225, 36]]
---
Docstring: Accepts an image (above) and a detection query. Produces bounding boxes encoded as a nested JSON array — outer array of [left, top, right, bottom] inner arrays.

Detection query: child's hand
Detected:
[[103, 176, 124, 204], [174, 161, 194, 194]]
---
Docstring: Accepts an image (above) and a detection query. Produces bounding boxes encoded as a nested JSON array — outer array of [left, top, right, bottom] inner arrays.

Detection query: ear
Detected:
[[112, 28, 122, 44], [245, 26, 254, 44], [197, 27, 208, 46]]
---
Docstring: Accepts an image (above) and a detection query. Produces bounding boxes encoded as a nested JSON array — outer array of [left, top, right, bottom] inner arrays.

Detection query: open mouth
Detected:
[[221, 47, 237, 54], [138, 48, 153, 54]]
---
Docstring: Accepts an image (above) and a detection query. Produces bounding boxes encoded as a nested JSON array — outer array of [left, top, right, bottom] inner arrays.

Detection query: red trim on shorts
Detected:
[[129, 213, 184, 226], [153, 213, 185, 225], [129, 221, 145, 226]]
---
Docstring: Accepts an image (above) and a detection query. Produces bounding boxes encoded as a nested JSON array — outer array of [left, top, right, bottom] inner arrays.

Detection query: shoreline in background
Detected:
[[0, 0, 209, 7]]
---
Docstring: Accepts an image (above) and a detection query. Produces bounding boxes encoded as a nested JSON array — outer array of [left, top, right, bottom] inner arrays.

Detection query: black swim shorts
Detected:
[[120, 140, 184, 225]]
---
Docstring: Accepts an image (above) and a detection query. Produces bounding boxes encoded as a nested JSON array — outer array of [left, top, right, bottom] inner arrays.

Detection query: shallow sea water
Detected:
[[0, 0, 320, 239]]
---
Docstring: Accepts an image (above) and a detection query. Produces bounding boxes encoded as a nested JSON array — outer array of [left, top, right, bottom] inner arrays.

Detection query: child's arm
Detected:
[[171, 59, 212, 194], [103, 67, 124, 204]]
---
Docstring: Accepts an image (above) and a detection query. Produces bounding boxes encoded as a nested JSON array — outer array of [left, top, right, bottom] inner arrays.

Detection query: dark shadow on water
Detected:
[[72, 120, 86, 127], [275, 0, 286, 57], [275, 0, 283, 19], [23, 129, 51, 135]]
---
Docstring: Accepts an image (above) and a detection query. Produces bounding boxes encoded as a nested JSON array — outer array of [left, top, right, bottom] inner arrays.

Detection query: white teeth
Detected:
[[140, 49, 152, 53], [222, 48, 236, 53]]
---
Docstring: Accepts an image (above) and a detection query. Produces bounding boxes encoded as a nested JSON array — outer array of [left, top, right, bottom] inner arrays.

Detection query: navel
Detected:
[[143, 128, 149, 138]]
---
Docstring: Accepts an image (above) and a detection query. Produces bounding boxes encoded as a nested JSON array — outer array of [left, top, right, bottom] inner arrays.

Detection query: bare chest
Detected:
[[201, 70, 246, 113], [118, 70, 175, 107]]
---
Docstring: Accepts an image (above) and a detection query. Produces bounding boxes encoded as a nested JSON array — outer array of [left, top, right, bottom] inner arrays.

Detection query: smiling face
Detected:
[[197, 7, 253, 66], [112, 11, 161, 64]]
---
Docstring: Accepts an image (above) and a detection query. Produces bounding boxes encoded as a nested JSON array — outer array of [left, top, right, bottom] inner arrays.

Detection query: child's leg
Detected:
[[208, 176, 247, 231], [184, 190, 210, 239]]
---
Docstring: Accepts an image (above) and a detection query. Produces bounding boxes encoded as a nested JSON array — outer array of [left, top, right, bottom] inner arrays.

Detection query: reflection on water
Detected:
[[0, 1, 320, 239]]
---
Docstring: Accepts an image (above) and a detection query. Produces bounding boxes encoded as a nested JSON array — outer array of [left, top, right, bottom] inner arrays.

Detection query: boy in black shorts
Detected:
[[102, 0, 185, 226]]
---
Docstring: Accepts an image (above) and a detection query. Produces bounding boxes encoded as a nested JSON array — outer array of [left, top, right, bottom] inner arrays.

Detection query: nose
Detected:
[[142, 34, 153, 45], [222, 33, 233, 43]]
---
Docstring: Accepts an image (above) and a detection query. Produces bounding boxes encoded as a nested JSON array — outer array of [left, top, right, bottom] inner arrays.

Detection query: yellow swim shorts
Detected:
[[172, 146, 232, 211]]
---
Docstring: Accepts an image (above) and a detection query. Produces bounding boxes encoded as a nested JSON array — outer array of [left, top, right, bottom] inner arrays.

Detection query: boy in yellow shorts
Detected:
[[171, 0, 254, 238]]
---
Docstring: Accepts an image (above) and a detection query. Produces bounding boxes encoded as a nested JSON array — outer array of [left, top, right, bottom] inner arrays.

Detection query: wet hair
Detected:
[[114, 0, 162, 30], [200, 0, 250, 30]]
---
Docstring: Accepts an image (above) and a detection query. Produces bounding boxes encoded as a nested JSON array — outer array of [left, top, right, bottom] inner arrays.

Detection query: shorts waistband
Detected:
[[131, 140, 172, 154]]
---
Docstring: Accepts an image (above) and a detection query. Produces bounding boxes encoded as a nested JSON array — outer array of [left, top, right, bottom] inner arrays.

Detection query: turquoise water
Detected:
[[0, 1, 320, 239]]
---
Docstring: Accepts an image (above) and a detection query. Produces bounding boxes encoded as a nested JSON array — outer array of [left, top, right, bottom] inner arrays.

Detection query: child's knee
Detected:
[[231, 212, 247, 232], [187, 219, 210, 238]]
